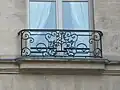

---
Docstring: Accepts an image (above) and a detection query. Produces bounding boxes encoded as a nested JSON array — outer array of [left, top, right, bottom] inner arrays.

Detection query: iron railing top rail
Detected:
[[18, 29, 103, 36], [18, 29, 103, 58]]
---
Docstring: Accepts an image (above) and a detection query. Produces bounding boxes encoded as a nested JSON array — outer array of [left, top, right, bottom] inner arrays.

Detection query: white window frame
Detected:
[[27, 0, 94, 29]]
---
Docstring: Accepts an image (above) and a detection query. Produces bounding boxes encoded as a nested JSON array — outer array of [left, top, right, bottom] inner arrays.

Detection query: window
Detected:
[[29, 0, 94, 29], [20, 0, 101, 58]]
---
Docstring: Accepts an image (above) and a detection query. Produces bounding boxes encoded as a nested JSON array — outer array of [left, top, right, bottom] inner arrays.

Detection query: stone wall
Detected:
[[0, 0, 26, 58], [94, 0, 120, 60], [0, 74, 119, 90]]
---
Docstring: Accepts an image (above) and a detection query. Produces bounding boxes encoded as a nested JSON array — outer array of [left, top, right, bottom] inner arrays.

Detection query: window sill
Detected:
[[0, 58, 120, 75], [18, 58, 106, 74]]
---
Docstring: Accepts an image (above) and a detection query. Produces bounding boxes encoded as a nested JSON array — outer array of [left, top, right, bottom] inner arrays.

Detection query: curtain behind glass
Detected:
[[29, 2, 56, 54], [30, 2, 56, 29], [63, 2, 89, 56], [63, 2, 89, 29]]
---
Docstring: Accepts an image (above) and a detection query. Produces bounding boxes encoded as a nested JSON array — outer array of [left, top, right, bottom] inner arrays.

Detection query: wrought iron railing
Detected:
[[18, 29, 103, 58]]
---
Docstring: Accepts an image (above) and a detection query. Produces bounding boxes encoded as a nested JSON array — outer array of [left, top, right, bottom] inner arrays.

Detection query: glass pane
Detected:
[[29, 2, 56, 29], [29, 2, 57, 56], [63, 2, 90, 57], [63, 2, 89, 29]]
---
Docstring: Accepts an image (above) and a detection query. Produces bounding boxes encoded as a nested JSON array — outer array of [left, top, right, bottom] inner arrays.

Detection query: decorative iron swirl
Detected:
[[47, 48, 57, 56], [56, 31, 63, 46], [22, 31, 34, 43], [45, 32, 56, 42], [19, 29, 103, 58], [89, 32, 101, 44], [42, 52, 48, 57], [65, 48, 77, 56], [93, 48, 102, 57], [63, 32, 78, 43], [63, 32, 78, 56], [22, 31, 31, 40], [77, 43, 88, 53], [36, 43, 49, 57], [36, 43, 47, 52], [22, 47, 31, 56]]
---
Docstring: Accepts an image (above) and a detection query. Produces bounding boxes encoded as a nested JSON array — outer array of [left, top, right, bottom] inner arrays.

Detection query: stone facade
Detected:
[[0, 74, 120, 90], [0, 75, 116, 90], [94, 0, 120, 60], [0, 0, 26, 58], [0, 0, 120, 90]]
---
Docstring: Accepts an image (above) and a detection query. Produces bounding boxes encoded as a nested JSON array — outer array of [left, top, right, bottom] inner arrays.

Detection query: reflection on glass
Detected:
[[30, 2, 56, 29]]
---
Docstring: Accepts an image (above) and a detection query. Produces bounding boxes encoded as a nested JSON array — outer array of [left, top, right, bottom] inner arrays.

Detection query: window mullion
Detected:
[[56, 0, 63, 29], [88, 0, 94, 29], [56, 0, 59, 29]]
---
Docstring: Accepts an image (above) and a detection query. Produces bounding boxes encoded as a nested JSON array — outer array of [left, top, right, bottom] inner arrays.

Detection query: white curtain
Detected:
[[69, 2, 89, 29], [30, 2, 52, 49], [69, 2, 89, 53], [30, 2, 51, 29]]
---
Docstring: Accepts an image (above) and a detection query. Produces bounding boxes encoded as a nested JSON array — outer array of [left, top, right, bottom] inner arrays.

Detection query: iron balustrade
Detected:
[[18, 29, 103, 58]]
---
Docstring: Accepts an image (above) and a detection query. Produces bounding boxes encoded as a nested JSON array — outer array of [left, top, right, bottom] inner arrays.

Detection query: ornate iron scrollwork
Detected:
[[18, 29, 103, 58]]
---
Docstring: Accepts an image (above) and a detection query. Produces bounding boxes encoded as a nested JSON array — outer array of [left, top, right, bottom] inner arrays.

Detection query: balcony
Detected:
[[18, 29, 103, 59], [17, 29, 105, 74]]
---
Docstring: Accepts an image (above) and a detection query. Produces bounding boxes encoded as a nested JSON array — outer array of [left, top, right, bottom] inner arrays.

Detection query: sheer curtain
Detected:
[[63, 2, 89, 56], [63, 2, 89, 29], [70, 2, 89, 29], [30, 2, 55, 50], [30, 2, 52, 29], [70, 2, 89, 48]]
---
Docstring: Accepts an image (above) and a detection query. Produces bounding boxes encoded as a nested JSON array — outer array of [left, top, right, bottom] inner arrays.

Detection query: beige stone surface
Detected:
[[0, 0, 26, 58], [0, 75, 104, 90], [0, 74, 119, 90], [0, 60, 119, 90], [94, 0, 120, 60]]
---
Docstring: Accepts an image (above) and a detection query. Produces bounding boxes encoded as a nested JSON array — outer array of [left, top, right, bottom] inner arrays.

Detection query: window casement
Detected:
[[19, 0, 102, 58], [28, 0, 94, 29]]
